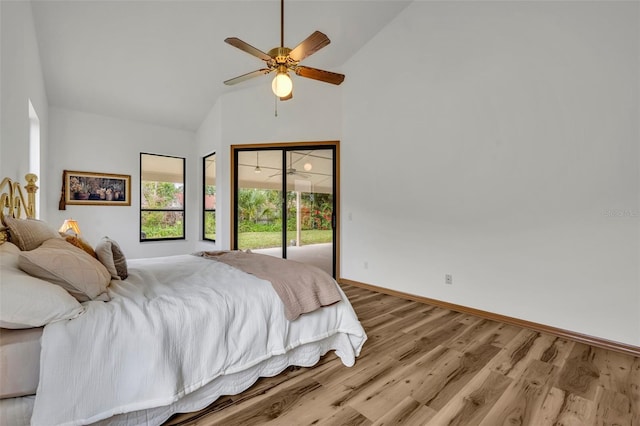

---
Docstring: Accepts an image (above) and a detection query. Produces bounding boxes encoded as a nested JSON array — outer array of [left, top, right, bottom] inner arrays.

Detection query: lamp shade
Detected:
[[59, 219, 81, 236]]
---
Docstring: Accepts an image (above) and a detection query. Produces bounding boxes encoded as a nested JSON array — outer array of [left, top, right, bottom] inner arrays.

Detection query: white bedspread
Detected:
[[31, 254, 366, 426]]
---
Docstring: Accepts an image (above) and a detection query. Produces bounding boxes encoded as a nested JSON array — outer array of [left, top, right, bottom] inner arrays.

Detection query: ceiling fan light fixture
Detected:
[[272, 70, 293, 98], [303, 162, 312, 171]]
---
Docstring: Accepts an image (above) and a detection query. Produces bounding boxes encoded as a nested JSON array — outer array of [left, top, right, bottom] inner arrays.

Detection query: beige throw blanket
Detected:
[[196, 251, 342, 320]]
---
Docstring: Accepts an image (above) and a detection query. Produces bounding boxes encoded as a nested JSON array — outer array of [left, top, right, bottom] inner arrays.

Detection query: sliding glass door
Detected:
[[236, 149, 285, 257], [233, 144, 337, 277]]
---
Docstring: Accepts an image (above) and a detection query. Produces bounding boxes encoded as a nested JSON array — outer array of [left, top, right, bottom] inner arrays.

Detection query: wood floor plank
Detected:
[[163, 284, 639, 426], [556, 343, 601, 400], [390, 318, 466, 363], [425, 369, 512, 426], [417, 343, 502, 410], [445, 318, 502, 353], [592, 346, 637, 398], [212, 377, 322, 425], [488, 323, 525, 349], [371, 396, 436, 425], [478, 359, 557, 426], [312, 405, 373, 426], [532, 386, 595, 426], [538, 336, 576, 367], [400, 308, 460, 334], [487, 329, 554, 379], [594, 387, 633, 426], [346, 346, 454, 421], [389, 301, 434, 319]]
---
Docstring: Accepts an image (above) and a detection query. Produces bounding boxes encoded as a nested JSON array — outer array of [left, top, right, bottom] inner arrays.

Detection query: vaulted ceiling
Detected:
[[31, 0, 411, 131]]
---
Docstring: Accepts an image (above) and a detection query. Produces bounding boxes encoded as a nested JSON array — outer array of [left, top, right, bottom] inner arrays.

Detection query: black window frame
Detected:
[[140, 152, 186, 242], [202, 151, 216, 242]]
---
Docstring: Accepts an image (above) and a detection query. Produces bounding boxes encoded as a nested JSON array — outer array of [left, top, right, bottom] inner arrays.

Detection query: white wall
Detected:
[[46, 107, 197, 259], [194, 98, 222, 251], [341, 1, 639, 346], [0, 0, 49, 219], [195, 78, 342, 252]]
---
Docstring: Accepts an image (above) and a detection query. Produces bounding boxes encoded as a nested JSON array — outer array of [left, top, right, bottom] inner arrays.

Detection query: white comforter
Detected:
[[31, 254, 367, 426]]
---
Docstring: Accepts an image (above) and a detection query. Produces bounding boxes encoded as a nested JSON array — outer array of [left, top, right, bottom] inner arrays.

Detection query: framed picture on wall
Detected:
[[63, 170, 131, 206]]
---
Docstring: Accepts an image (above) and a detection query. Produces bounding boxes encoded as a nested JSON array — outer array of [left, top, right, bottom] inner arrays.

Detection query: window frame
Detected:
[[202, 152, 216, 242], [140, 152, 186, 242]]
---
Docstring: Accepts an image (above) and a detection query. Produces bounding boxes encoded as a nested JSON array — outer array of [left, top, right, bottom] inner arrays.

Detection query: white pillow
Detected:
[[0, 242, 85, 329]]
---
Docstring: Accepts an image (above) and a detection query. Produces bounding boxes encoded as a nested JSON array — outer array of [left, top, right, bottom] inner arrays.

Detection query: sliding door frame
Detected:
[[230, 141, 340, 278]]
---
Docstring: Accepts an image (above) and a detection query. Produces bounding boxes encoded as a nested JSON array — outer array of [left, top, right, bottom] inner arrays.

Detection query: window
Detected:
[[203, 152, 216, 241], [140, 153, 185, 241], [29, 100, 40, 217]]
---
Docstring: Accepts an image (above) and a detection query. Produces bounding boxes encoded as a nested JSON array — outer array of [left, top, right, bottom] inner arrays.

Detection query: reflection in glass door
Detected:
[[233, 145, 336, 277], [236, 149, 284, 257], [284, 149, 334, 276]]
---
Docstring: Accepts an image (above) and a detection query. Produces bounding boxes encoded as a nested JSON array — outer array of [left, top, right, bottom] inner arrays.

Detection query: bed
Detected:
[[0, 174, 367, 425]]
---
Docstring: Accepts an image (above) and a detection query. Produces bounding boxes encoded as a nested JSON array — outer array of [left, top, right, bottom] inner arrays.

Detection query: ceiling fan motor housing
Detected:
[[268, 47, 294, 66]]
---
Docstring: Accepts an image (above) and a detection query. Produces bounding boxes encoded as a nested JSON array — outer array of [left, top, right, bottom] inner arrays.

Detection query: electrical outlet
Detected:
[[364, 261, 369, 270], [445, 274, 453, 285]]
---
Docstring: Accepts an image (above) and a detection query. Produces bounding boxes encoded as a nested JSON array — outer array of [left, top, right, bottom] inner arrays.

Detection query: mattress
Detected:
[[0, 327, 43, 398]]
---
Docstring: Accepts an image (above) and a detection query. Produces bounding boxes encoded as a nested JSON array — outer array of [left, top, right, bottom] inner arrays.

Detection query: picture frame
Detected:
[[63, 170, 131, 206]]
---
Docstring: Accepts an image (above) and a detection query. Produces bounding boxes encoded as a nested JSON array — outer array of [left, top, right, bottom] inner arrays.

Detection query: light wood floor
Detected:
[[164, 284, 639, 425]]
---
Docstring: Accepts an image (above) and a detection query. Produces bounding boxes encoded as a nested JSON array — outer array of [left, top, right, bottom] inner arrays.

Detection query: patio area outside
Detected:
[[253, 242, 333, 277]]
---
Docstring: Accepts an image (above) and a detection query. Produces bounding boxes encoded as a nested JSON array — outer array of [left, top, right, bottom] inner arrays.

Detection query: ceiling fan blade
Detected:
[[224, 37, 273, 62], [224, 68, 272, 86], [288, 31, 331, 63], [295, 66, 345, 85]]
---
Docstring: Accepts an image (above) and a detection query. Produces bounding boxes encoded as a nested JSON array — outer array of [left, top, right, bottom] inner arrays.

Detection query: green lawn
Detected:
[[238, 229, 332, 250]]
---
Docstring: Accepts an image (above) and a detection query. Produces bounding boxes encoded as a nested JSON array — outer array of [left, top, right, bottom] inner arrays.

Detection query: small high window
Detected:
[[203, 152, 216, 241], [140, 153, 185, 241]]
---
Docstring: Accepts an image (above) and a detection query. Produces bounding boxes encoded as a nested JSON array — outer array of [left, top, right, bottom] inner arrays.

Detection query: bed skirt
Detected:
[[1, 332, 358, 426]]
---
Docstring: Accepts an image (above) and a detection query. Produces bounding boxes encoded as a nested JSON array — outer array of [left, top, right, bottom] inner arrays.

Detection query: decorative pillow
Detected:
[[18, 238, 111, 302], [95, 236, 128, 280], [3, 216, 60, 251], [60, 233, 98, 258], [0, 242, 85, 328]]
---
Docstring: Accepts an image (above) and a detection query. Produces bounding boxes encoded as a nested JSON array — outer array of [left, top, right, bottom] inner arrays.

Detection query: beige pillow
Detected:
[[18, 238, 111, 302], [4, 217, 60, 251], [1, 242, 85, 328], [95, 236, 128, 280]]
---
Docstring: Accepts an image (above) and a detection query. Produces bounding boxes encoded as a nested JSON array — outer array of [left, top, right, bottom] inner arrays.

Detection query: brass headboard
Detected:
[[0, 173, 39, 243]]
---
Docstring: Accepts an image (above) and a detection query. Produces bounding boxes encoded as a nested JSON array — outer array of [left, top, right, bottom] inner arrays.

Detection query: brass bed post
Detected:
[[25, 173, 38, 219]]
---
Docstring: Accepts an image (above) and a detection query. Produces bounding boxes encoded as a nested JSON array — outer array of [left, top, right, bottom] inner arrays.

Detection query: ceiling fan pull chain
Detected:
[[275, 95, 278, 117]]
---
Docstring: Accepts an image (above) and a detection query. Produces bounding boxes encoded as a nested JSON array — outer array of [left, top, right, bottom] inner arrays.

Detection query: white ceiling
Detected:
[[31, 0, 411, 131]]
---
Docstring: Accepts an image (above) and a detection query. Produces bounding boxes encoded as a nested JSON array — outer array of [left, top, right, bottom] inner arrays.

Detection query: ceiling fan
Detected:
[[223, 0, 345, 101]]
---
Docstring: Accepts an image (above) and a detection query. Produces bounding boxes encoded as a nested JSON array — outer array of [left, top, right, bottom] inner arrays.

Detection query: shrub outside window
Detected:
[[140, 153, 185, 241]]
